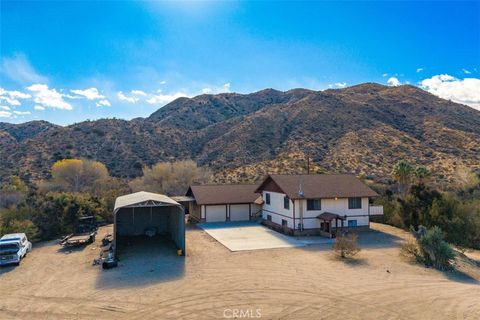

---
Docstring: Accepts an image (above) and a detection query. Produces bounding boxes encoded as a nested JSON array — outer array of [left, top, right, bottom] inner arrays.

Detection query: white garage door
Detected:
[[205, 205, 227, 222], [230, 204, 250, 221]]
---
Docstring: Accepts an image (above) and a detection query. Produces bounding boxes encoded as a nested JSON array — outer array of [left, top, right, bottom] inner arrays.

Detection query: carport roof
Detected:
[[114, 191, 180, 212]]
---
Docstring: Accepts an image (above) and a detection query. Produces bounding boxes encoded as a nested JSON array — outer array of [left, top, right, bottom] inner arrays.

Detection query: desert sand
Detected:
[[0, 222, 479, 320]]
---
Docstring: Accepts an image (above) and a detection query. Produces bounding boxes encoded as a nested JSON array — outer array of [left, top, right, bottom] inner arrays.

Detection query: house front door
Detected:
[[321, 221, 330, 233]]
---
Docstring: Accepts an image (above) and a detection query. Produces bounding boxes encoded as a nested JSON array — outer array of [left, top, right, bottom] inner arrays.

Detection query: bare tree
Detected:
[[130, 160, 211, 195], [50, 159, 109, 193]]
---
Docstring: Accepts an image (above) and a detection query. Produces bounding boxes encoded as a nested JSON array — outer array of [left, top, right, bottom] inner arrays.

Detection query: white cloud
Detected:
[[0, 106, 11, 111], [26, 84, 72, 110], [327, 82, 348, 89], [416, 68, 424, 73], [462, 68, 472, 74], [0, 96, 21, 106], [34, 105, 45, 111], [0, 88, 32, 106], [13, 111, 31, 115], [387, 77, 401, 86], [223, 83, 231, 92], [146, 92, 187, 105], [96, 99, 111, 107], [70, 88, 105, 100], [0, 111, 12, 118], [160, 81, 167, 85], [202, 88, 212, 94], [131, 90, 147, 96], [1, 53, 48, 84], [420, 74, 480, 110], [117, 91, 139, 103], [382, 73, 388, 77]]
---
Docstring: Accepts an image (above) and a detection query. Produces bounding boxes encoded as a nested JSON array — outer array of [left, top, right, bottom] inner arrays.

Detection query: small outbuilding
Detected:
[[113, 191, 185, 256]]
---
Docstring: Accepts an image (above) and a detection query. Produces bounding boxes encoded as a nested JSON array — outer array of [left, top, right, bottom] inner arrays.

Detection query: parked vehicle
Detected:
[[60, 216, 97, 247], [0, 233, 32, 266]]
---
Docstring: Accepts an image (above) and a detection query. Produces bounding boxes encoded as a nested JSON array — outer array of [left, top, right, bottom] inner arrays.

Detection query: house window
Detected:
[[265, 193, 271, 205], [267, 215, 272, 221], [283, 196, 290, 209], [282, 219, 288, 227], [307, 199, 321, 210], [348, 197, 362, 209], [348, 220, 358, 227]]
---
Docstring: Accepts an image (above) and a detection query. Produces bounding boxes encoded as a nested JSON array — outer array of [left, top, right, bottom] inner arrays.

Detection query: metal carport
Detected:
[[113, 191, 185, 256]]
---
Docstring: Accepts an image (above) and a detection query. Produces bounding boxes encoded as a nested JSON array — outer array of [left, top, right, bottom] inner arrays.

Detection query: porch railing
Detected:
[[369, 205, 384, 216]]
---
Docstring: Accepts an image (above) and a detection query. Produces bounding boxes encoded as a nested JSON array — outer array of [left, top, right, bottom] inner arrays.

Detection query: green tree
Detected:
[[391, 160, 414, 198]]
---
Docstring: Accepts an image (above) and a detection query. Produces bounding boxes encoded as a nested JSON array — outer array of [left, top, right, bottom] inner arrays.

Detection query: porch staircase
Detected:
[[252, 209, 263, 223]]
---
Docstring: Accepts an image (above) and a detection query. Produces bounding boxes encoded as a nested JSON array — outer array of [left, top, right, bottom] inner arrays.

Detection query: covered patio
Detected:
[[316, 212, 346, 238]]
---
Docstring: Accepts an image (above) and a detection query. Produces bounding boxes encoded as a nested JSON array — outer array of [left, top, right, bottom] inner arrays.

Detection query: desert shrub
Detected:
[[0, 176, 29, 208], [0, 207, 39, 242], [31, 192, 109, 239], [400, 240, 423, 263], [428, 196, 480, 249], [333, 233, 360, 258], [411, 226, 455, 270]]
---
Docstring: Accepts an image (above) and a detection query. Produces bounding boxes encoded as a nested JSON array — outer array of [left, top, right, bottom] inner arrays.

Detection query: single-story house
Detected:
[[255, 174, 383, 236], [186, 184, 263, 223]]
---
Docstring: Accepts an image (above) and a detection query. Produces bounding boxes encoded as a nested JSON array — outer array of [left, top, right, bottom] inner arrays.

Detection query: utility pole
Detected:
[[306, 153, 310, 175]]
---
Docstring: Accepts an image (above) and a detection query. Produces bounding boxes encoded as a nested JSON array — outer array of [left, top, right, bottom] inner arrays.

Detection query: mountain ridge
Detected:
[[1, 83, 479, 187]]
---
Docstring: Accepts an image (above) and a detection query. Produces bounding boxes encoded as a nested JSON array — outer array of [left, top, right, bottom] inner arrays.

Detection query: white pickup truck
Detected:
[[0, 233, 32, 266]]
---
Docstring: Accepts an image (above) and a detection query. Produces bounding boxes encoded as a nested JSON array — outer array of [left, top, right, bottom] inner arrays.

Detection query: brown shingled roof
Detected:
[[186, 184, 261, 205], [255, 174, 378, 199]]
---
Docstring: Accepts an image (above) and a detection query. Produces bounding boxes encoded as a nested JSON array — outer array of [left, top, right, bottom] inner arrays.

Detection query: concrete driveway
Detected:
[[198, 221, 333, 251]]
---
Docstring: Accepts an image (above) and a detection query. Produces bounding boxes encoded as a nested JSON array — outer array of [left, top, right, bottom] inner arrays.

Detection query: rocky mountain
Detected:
[[1, 83, 479, 188]]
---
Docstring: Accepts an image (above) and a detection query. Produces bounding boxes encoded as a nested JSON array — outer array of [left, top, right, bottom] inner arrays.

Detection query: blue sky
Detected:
[[1, 1, 479, 125]]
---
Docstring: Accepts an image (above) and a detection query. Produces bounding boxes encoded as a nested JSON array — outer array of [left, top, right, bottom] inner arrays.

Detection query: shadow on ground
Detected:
[[356, 229, 404, 249], [0, 264, 17, 275], [442, 268, 479, 284], [442, 252, 480, 284], [340, 257, 370, 267], [56, 244, 88, 254], [95, 235, 185, 289], [299, 229, 405, 253]]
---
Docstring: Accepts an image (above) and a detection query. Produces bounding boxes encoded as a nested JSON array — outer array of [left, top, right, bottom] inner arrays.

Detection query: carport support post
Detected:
[[113, 209, 117, 255]]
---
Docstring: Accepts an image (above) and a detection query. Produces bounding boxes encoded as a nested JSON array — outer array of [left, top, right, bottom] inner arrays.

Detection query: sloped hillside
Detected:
[[1, 83, 479, 187]]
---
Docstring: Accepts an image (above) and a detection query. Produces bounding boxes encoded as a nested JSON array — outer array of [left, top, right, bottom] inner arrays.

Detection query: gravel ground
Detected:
[[0, 223, 479, 320]]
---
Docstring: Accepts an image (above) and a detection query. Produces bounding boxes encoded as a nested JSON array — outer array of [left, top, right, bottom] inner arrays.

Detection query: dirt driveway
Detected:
[[0, 223, 479, 320]]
